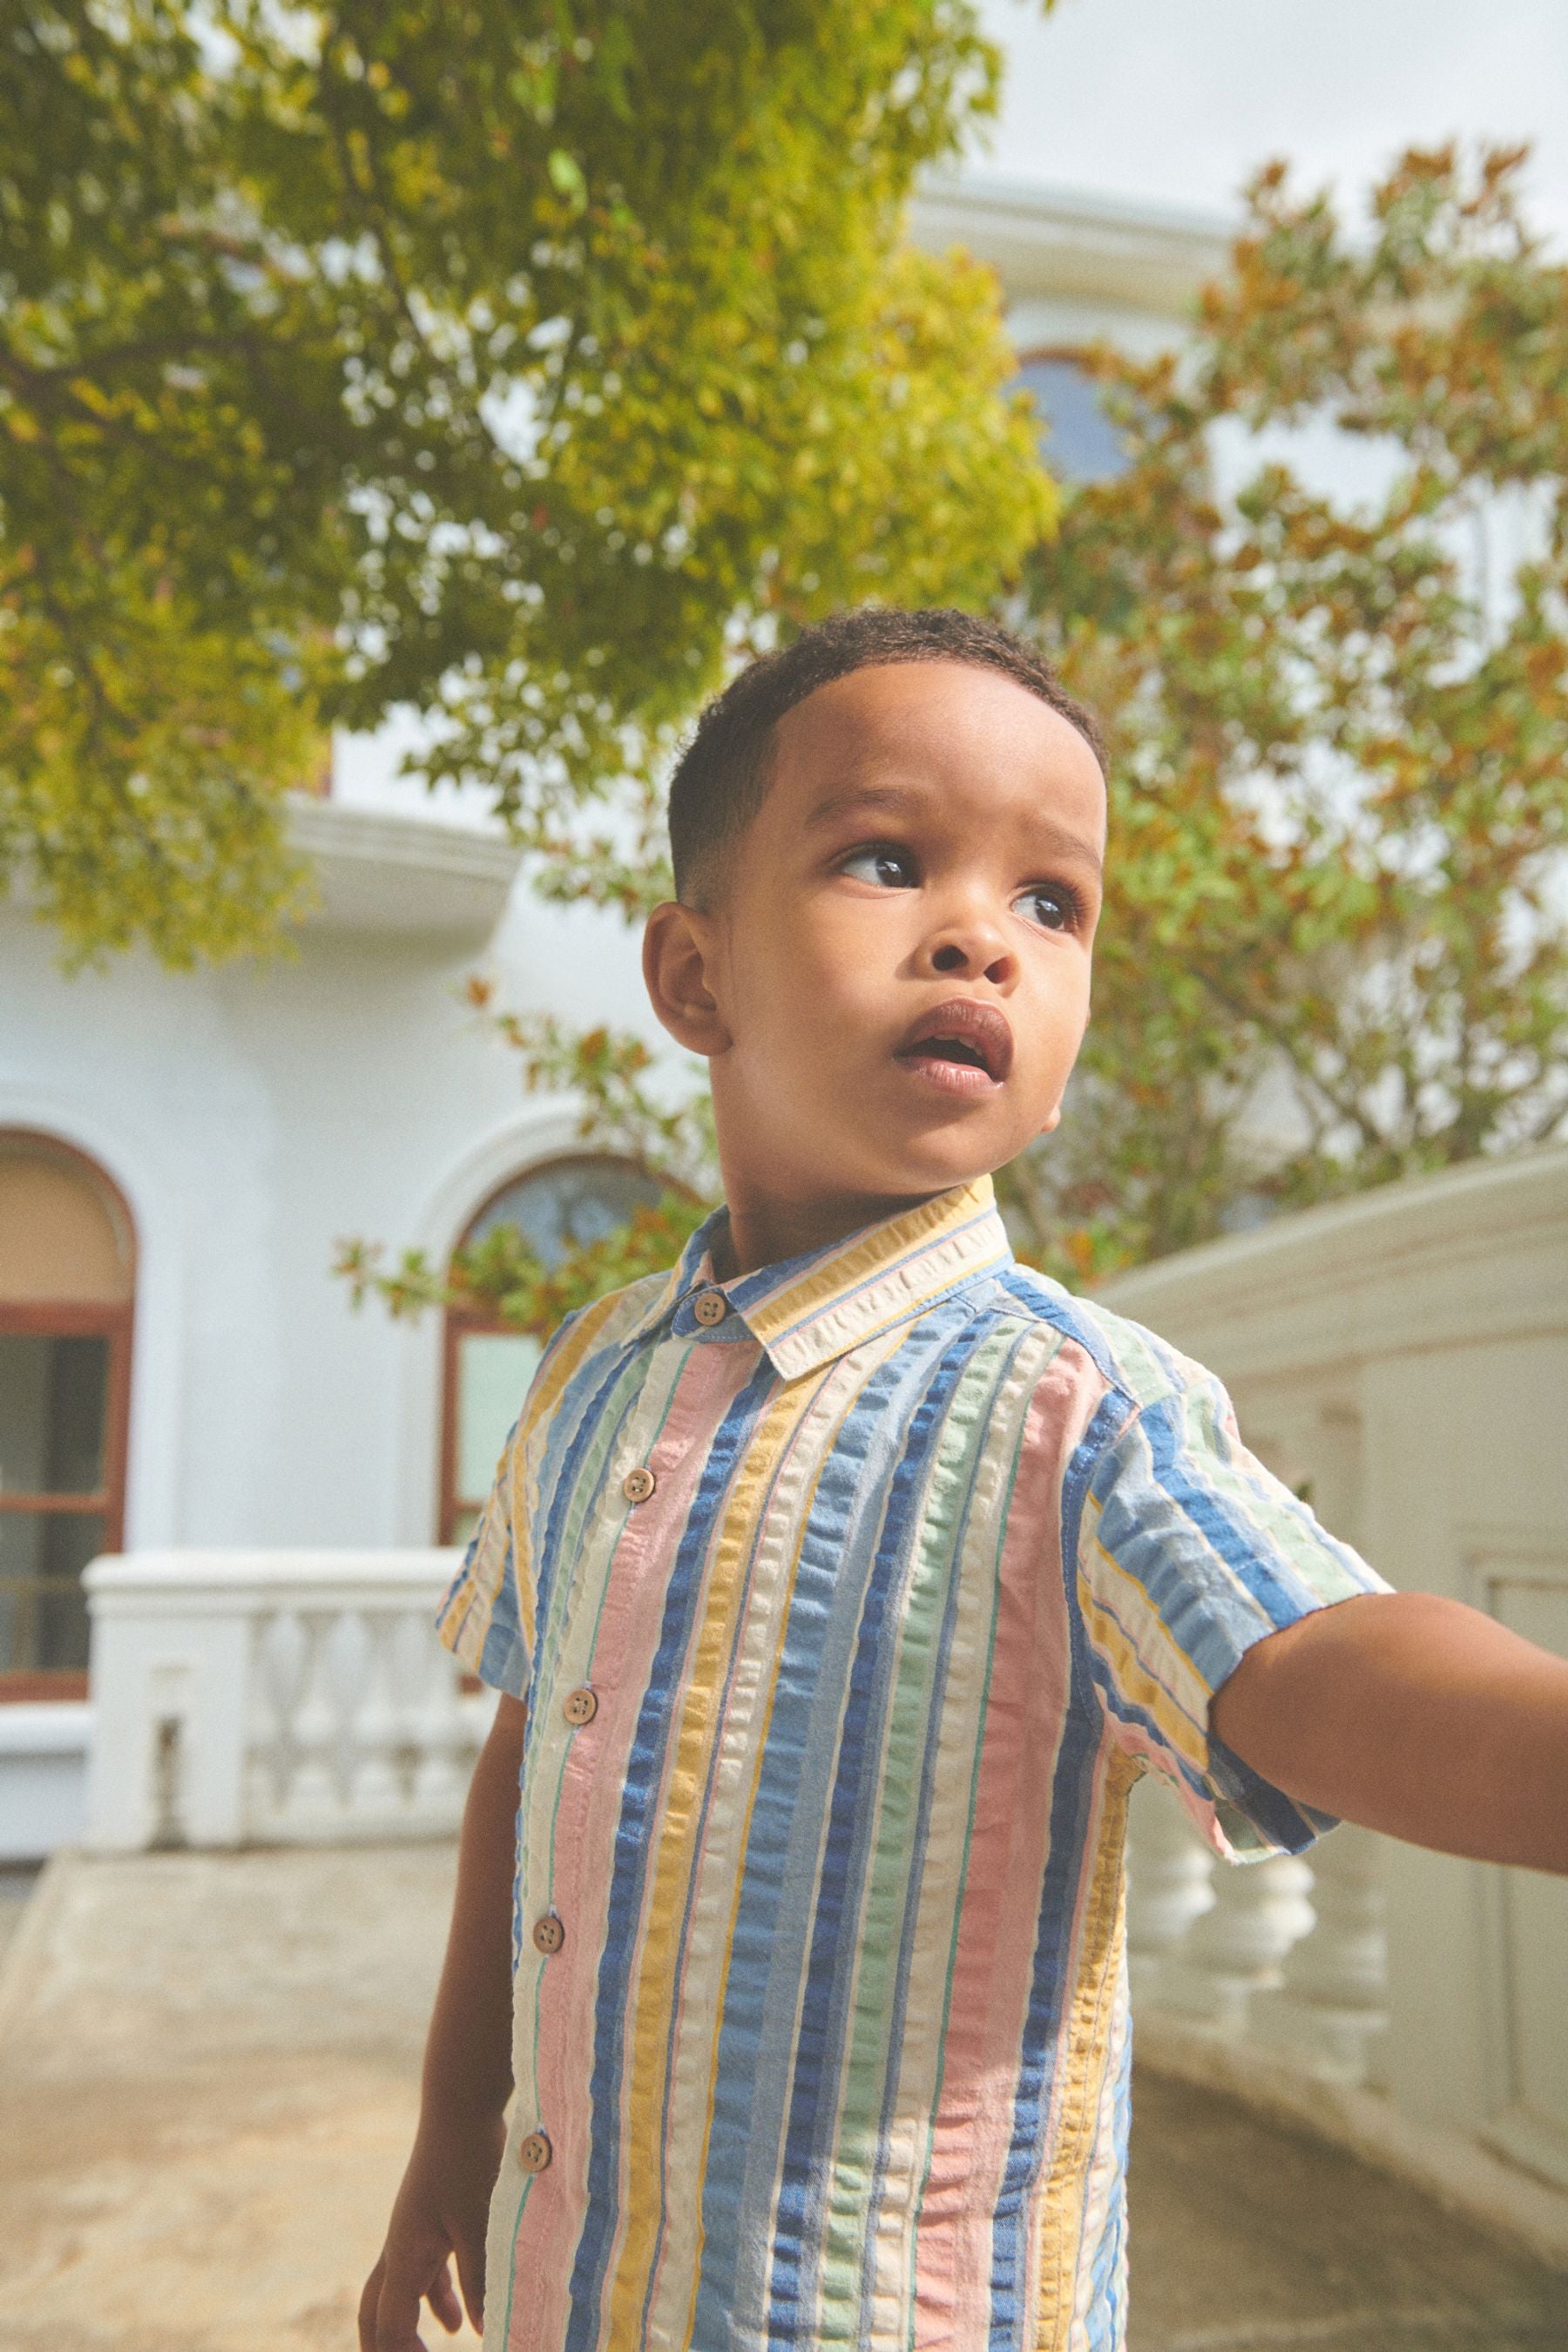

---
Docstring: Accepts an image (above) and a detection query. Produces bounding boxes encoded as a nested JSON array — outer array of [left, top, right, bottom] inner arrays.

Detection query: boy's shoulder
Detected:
[[983, 1259, 1219, 1419], [544, 1264, 676, 1365]]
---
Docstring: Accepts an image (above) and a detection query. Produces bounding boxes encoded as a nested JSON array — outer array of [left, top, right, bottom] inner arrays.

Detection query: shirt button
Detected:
[[693, 1288, 727, 1327], [518, 2130, 552, 2174], [532, 1913, 564, 1956], [622, 1465, 656, 1504], [564, 1686, 598, 1727]]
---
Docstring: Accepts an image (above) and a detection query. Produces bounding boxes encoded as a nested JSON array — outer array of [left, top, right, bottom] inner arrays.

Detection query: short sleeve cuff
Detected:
[[434, 1439, 531, 1700], [1079, 1375, 1390, 1862]]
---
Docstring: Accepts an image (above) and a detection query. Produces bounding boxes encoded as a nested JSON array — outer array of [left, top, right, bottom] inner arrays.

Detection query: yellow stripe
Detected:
[[1032, 1748, 1138, 2347], [506, 1288, 633, 1658], [745, 1177, 995, 1349], [1074, 1569, 1209, 1773], [602, 1381, 805, 2346], [671, 1328, 916, 2348]]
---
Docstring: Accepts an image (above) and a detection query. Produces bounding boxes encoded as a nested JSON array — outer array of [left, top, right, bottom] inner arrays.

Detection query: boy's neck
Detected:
[[713, 1176, 959, 1281]]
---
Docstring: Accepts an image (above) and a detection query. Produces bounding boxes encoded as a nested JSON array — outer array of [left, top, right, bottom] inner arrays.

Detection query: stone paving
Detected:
[[1, 1847, 1565, 2352]]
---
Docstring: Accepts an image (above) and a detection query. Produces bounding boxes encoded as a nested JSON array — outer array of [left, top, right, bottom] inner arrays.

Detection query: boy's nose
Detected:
[[925, 919, 1017, 988]]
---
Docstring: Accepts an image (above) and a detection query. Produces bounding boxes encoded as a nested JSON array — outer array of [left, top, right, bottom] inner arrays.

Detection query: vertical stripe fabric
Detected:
[[438, 1177, 1386, 2352]]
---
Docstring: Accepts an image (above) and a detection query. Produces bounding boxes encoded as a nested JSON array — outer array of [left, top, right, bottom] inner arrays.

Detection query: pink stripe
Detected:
[[508, 1343, 755, 2352], [913, 1344, 1110, 2347]]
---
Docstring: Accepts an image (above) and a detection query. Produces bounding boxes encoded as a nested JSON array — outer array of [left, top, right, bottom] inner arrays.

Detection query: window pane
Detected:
[[0, 1333, 109, 1497], [0, 1509, 101, 1673], [466, 1159, 665, 1267], [1015, 355, 1131, 484], [456, 1331, 542, 1504]]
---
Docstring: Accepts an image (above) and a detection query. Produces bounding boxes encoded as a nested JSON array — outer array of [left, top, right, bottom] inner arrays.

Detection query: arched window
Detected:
[[439, 1155, 666, 1543], [0, 1133, 136, 1696], [1014, 350, 1132, 485]]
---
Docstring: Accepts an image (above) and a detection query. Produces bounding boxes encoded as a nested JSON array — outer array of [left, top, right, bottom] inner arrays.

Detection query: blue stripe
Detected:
[[689, 1335, 943, 2345], [1092, 1386, 1304, 1669], [767, 1319, 981, 2346], [997, 1266, 1137, 1395], [632, 1382, 805, 2348], [524, 1345, 646, 1727], [988, 1387, 1125, 2345], [562, 1359, 777, 2352], [855, 1326, 1029, 2341]]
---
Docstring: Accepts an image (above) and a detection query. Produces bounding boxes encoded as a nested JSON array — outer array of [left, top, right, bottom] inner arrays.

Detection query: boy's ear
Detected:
[[642, 901, 733, 1058]]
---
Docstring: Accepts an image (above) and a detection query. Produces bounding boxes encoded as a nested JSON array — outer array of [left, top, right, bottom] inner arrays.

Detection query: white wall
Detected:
[[1100, 1144, 1568, 2183], [0, 872, 652, 1561]]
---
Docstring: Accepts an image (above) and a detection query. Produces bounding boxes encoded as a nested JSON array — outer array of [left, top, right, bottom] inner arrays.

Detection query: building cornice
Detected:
[[909, 170, 1233, 320], [287, 795, 522, 944], [1097, 1143, 1568, 1380]]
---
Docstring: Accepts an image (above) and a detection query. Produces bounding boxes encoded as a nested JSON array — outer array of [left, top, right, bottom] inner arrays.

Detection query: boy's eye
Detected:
[[1013, 882, 1080, 933], [839, 843, 916, 889]]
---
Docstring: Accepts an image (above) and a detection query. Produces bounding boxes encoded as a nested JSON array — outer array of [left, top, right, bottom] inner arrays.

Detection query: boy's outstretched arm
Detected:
[[360, 1692, 526, 2352], [1212, 1592, 1568, 1874]]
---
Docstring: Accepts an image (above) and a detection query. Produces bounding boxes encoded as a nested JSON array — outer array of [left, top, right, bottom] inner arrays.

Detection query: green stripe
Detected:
[[817, 1325, 1017, 2326], [905, 1329, 1046, 2319]]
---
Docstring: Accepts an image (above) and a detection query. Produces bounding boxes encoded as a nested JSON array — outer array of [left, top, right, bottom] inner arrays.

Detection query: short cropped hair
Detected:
[[666, 605, 1104, 908]]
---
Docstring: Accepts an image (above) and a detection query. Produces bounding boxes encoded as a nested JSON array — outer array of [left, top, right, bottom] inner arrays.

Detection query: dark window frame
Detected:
[[0, 1132, 136, 1700], [0, 1302, 134, 1700]]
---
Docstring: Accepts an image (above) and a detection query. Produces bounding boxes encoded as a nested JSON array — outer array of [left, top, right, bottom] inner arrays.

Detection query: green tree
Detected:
[[1013, 143, 1568, 1280], [348, 140, 1568, 1342], [345, 143, 1568, 1337], [335, 989, 716, 1338], [1, 0, 1053, 963]]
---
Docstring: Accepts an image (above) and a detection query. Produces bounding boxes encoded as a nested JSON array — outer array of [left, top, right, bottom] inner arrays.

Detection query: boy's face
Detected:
[[648, 659, 1106, 1227]]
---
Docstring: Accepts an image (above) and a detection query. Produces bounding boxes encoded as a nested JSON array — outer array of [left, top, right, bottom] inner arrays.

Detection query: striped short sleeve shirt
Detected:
[[437, 1176, 1386, 2352]]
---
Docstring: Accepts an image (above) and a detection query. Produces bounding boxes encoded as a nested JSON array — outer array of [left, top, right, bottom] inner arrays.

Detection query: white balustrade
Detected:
[[1125, 1773, 1217, 2004], [1125, 1776, 1389, 2086], [84, 1551, 496, 1852], [1159, 1847, 1318, 2035], [1247, 1823, 1390, 2085]]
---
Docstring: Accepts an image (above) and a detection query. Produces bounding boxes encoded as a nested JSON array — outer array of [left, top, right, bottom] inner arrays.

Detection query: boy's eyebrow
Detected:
[[805, 780, 1105, 875]]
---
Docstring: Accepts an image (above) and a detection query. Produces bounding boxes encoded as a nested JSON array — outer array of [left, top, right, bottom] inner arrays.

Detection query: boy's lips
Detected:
[[894, 998, 1014, 1091]]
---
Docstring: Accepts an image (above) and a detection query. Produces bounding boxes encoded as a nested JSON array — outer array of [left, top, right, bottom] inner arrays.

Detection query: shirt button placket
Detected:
[[533, 1446, 640, 2198]]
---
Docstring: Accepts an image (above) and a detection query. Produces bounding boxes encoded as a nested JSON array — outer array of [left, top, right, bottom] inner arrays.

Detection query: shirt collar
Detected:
[[630, 1176, 1012, 1382]]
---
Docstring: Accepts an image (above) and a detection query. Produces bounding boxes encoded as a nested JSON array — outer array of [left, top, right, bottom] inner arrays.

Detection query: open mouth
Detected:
[[894, 999, 1014, 1090], [922, 1037, 990, 1071]]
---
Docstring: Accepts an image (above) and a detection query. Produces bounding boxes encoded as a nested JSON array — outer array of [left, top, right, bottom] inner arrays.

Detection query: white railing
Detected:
[[78, 1533, 1568, 2257], [1100, 1145, 1568, 2255], [84, 1551, 496, 1851], [1126, 1779, 1389, 2087]]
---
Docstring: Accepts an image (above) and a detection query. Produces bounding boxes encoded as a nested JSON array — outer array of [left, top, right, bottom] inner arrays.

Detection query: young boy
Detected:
[[362, 608, 1568, 2352]]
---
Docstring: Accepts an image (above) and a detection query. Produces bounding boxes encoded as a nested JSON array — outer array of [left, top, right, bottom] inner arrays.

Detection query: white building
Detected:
[[7, 172, 1567, 2235], [0, 177, 1230, 1845]]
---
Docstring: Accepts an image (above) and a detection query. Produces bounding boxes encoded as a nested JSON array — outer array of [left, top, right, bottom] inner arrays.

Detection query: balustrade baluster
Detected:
[[1125, 1778, 1217, 2006], [86, 1549, 481, 1848], [342, 1609, 403, 1822], [411, 1631, 466, 1815], [249, 1607, 308, 1831], [1158, 1848, 1317, 2038], [283, 1611, 343, 1827], [1247, 1824, 1389, 2085]]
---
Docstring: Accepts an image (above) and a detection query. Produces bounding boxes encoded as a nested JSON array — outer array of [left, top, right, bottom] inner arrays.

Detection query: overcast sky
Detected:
[[972, 0, 1568, 245]]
